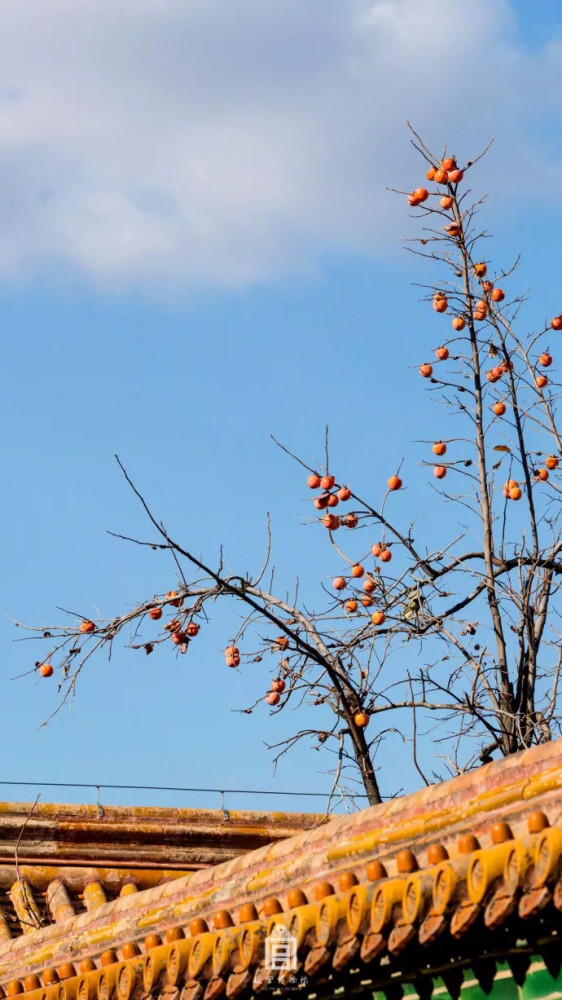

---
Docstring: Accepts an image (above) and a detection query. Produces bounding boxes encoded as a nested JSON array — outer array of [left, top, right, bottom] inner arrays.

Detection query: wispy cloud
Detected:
[[0, 0, 560, 290]]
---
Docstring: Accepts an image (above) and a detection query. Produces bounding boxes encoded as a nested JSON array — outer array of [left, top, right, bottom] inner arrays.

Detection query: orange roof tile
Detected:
[[0, 740, 560, 998]]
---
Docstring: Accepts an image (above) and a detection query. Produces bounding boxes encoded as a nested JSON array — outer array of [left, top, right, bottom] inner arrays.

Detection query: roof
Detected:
[[0, 803, 321, 935], [0, 740, 561, 1000], [0, 801, 321, 870]]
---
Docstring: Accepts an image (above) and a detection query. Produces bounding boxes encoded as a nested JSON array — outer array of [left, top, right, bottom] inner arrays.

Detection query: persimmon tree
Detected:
[[16, 128, 562, 808]]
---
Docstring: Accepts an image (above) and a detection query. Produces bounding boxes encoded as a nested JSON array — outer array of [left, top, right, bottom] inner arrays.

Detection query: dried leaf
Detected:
[[493, 445, 511, 453]]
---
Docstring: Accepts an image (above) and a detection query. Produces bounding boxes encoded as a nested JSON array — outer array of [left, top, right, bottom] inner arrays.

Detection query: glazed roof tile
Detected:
[[0, 740, 560, 999]]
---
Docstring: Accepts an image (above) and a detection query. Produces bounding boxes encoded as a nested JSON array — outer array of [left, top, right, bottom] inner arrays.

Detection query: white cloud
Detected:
[[0, 0, 560, 290]]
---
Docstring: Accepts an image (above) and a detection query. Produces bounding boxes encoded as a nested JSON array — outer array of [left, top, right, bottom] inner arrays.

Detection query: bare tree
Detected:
[[14, 129, 562, 807]]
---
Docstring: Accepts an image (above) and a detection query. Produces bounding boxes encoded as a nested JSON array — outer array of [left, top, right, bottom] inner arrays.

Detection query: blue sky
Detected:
[[2, 0, 562, 815]]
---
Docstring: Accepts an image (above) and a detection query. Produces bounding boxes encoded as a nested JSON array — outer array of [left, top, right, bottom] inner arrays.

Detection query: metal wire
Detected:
[[0, 779, 368, 799]]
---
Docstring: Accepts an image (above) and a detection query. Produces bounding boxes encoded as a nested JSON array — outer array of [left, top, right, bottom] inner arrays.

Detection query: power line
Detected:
[[0, 779, 368, 800]]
